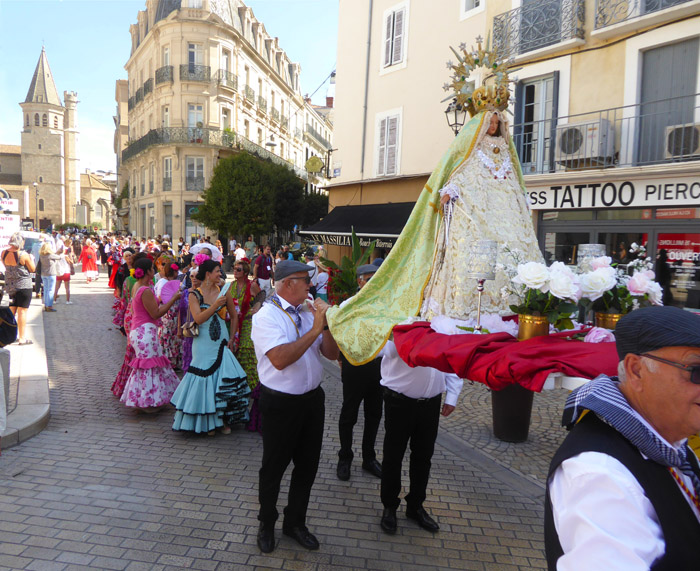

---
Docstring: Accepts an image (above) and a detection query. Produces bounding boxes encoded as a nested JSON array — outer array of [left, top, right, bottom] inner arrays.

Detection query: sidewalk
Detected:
[[0, 295, 50, 449]]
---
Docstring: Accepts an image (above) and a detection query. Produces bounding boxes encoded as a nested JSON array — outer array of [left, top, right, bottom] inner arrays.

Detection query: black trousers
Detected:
[[338, 355, 382, 462], [380, 388, 441, 511], [258, 385, 325, 528]]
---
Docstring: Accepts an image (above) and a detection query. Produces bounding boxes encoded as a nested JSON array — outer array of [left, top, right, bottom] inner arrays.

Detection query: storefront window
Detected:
[[543, 232, 591, 265], [598, 232, 649, 266], [597, 209, 650, 220], [657, 233, 700, 309]]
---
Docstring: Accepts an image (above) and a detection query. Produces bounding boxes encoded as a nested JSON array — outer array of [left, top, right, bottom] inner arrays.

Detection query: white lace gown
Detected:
[[421, 134, 543, 321]]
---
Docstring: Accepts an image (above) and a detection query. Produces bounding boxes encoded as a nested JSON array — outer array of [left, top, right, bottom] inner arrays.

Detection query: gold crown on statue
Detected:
[[443, 35, 512, 118]]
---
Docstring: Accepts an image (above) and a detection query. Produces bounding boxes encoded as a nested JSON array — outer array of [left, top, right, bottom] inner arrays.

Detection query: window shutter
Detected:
[[377, 118, 387, 176], [386, 116, 399, 175], [384, 14, 393, 67], [392, 9, 404, 65]]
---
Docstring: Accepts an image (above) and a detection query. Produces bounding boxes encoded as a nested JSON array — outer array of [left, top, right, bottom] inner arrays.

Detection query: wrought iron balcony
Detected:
[[162, 177, 172, 191], [512, 91, 700, 175], [186, 176, 205, 191], [305, 124, 331, 150], [493, 0, 585, 59], [244, 85, 255, 102], [215, 69, 238, 91], [595, 0, 692, 29], [281, 115, 289, 130], [270, 108, 280, 122], [135, 87, 144, 104], [155, 65, 174, 85], [179, 64, 211, 82], [128, 96, 134, 111], [258, 96, 267, 113]]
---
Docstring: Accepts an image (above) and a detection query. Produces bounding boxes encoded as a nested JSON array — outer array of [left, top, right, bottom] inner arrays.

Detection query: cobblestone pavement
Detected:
[[1, 276, 550, 570]]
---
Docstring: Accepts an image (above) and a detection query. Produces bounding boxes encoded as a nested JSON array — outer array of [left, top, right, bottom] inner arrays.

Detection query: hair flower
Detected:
[[170, 263, 179, 271], [134, 268, 145, 279], [129, 268, 135, 277], [194, 253, 211, 266]]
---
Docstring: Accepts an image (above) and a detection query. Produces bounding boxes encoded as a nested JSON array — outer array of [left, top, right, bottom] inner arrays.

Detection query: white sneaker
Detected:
[[65, 301, 73, 305]]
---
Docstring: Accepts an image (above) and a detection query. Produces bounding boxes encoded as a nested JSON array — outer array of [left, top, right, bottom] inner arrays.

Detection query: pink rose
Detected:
[[627, 271, 652, 296], [584, 327, 616, 343], [591, 256, 612, 270]]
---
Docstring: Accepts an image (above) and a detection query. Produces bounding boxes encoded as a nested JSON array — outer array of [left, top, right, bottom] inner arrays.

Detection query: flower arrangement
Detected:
[[193, 253, 210, 266], [579, 255, 662, 314], [507, 261, 581, 330]]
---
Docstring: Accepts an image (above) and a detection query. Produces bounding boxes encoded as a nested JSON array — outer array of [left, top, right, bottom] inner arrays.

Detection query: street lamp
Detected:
[[33, 182, 38, 230], [444, 98, 467, 137]]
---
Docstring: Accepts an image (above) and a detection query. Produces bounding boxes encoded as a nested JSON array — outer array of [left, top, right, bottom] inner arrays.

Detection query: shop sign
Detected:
[[656, 208, 700, 219], [658, 233, 700, 263], [0, 214, 21, 249], [0, 198, 19, 212], [528, 176, 700, 210], [307, 234, 396, 249]]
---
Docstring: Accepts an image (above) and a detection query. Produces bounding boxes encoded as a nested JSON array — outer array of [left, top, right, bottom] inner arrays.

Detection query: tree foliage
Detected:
[[193, 152, 304, 237], [300, 190, 329, 228]]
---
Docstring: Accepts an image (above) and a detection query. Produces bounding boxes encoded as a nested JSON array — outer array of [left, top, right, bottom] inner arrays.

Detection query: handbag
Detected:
[[181, 301, 199, 337]]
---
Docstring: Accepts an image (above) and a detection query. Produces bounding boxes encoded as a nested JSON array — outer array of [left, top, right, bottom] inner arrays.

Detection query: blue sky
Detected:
[[0, 0, 338, 173]]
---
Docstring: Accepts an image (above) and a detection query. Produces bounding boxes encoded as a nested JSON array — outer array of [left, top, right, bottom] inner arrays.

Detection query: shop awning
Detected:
[[299, 202, 415, 248]]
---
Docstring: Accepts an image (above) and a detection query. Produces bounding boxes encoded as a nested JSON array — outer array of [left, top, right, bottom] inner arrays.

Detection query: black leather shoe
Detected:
[[283, 526, 320, 550], [257, 523, 275, 553], [406, 506, 439, 532], [337, 459, 351, 481], [362, 459, 382, 478], [380, 507, 397, 535]]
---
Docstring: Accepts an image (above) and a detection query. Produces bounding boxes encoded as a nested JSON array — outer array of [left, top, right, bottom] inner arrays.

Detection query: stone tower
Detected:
[[19, 47, 79, 227]]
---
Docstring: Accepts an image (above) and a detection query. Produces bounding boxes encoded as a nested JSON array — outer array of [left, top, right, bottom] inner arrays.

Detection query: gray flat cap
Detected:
[[357, 264, 377, 277], [615, 306, 700, 359], [274, 260, 315, 281]]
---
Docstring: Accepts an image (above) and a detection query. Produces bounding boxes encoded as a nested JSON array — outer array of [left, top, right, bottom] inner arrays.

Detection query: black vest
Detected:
[[544, 413, 700, 570]]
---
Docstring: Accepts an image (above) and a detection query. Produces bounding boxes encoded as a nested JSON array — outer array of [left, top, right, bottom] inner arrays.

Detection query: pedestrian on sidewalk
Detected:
[[39, 241, 62, 313], [2, 232, 35, 345], [79, 239, 99, 283], [336, 264, 383, 482], [53, 237, 74, 305], [378, 338, 463, 535], [545, 306, 700, 569], [251, 260, 339, 553], [253, 244, 273, 298]]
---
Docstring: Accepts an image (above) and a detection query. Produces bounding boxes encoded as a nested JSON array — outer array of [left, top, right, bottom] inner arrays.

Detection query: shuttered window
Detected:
[[377, 114, 400, 176], [383, 7, 406, 68]]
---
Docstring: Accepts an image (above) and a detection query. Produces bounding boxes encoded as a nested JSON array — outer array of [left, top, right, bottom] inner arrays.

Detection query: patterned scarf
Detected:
[[269, 293, 303, 329], [563, 375, 700, 495]]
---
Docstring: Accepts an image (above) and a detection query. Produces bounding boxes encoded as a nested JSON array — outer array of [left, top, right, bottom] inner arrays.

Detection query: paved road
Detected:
[[0, 278, 548, 570]]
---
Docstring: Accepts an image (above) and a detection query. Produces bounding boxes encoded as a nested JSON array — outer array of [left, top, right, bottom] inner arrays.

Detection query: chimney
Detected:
[[325, 96, 334, 108]]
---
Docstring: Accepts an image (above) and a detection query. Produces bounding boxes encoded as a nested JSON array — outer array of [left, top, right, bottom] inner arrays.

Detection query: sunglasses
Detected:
[[233, 267, 243, 272], [287, 276, 312, 284], [641, 353, 700, 384]]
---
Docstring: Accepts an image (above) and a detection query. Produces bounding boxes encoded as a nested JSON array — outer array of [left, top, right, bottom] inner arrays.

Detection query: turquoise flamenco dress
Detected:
[[171, 283, 250, 433]]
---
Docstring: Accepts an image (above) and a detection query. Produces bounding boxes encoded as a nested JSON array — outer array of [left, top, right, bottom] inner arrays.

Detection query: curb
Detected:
[[0, 297, 50, 449]]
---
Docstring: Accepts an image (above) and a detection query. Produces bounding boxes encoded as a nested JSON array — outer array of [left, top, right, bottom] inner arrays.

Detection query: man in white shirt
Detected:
[[251, 260, 339, 554], [546, 306, 700, 569], [234, 244, 246, 262], [228, 236, 236, 254], [378, 338, 463, 535]]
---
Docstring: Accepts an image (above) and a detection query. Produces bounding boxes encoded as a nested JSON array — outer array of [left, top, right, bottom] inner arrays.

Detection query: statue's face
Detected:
[[487, 114, 500, 136]]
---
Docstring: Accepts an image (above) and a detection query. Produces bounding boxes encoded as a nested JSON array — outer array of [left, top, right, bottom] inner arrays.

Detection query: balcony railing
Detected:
[[186, 176, 205, 191], [281, 115, 289, 130], [122, 126, 236, 163], [595, 0, 692, 29], [258, 96, 267, 113], [512, 92, 700, 175], [244, 85, 255, 102], [215, 69, 238, 90], [493, 0, 585, 59], [143, 78, 153, 97], [128, 96, 134, 111], [305, 124, 331, 150], [270, 108, 280, 122], [135, 87, 144, 104], [155, 65, 174, 85], [180, 64, 211, 82], [237, 136, 308, 181], [163, 177, 172, 191]]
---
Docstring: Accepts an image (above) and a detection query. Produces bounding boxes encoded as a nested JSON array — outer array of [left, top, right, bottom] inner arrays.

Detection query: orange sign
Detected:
[[656, 208, 699, 219]]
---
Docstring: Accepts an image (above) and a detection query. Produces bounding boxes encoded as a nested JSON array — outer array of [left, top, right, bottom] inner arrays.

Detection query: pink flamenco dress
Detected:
[[120, 285, 180, 409]]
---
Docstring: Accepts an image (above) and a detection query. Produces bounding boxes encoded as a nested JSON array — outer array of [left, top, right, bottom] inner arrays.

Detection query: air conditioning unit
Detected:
[[664, 123, 700, 159], [555, 119, 615, 166]]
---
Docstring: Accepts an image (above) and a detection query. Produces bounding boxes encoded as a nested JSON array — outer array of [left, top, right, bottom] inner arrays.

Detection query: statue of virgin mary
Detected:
[[327, 45, 543, 365]]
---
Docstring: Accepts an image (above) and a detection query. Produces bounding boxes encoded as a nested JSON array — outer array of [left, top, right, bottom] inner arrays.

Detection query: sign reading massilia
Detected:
[[306, 234, 397, 249], [528, 175, 700, 210]]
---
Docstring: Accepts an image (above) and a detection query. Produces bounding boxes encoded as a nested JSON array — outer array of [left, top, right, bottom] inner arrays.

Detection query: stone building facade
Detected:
[[119, 0, 333, 241]]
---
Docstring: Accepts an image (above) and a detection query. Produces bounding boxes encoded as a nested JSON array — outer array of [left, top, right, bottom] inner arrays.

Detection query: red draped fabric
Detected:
[[392, 322, 619, 392]]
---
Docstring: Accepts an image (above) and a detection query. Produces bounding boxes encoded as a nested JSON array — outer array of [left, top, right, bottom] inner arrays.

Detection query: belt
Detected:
[[261, 384, 321, 400], [383, 387, 441, 403]]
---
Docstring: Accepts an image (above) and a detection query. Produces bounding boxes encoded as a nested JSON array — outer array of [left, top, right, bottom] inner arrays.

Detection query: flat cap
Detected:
[[357, 264, 377, 277], [615, 306, 700, 359], [274, 260, 315, 282]]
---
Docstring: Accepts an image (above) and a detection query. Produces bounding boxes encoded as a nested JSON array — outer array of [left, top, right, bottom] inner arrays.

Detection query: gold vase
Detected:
[[518, 314, 550, 341], [595, 312, 623, 330]]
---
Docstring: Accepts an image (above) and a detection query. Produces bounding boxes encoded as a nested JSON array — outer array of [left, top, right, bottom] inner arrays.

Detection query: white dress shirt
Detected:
[[549, 414, 700, 570], [379, 340, 463, 406], [251, 296, 324, 395]]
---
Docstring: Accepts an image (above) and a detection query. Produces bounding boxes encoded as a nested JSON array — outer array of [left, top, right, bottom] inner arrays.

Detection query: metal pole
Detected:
[[33, 182, 38, 230]]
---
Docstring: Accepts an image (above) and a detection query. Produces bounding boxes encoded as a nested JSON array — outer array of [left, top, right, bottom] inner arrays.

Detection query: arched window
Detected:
[[94, 202, 102, 218], [42, 114, 48, 127], [53, 116, 58, 128], [34, 114, 40, 126], [39, 176, 43, 182], [39, 199, 45, 212]]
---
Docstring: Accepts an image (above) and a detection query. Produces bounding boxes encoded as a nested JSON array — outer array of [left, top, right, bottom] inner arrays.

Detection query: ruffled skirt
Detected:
[[121, 323, 180, 408]]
